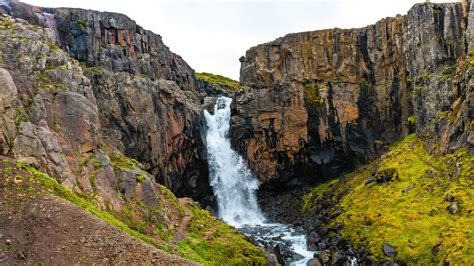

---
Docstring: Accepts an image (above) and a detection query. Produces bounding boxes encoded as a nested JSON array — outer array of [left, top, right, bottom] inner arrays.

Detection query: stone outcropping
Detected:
[[234, 2, 473, 187], [0, 0, 212, 202]]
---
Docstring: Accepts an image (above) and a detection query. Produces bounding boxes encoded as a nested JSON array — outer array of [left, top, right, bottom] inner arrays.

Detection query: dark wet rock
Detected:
[[447, 203, 459, 214], [432, 242, 441, 256], [365, 175, 375, 185], [382, 262, 399, 266], [402, 185, 414, 193], [329, 223, 344, 231], [331, 208, 345, 218], [383, 243, 397, 258], [318, 249, 331, 264], [445, 195, 458, 202], [273, 244, 285, 265], [374, 168, 398, 184], [306, 257, 322, 266]]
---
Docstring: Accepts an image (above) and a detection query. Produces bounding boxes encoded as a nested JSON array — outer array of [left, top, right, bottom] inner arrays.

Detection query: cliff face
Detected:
[[234, 2, 473, 187], [0, 5, 268, 264], [0, 0, 211, 201]]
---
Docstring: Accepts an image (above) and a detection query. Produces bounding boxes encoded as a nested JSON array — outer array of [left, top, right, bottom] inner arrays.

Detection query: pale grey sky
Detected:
[[23, 0, 448, 80]]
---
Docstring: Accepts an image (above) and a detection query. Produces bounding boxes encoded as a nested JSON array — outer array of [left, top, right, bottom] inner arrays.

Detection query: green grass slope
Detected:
[[304, 134, 473, 264]]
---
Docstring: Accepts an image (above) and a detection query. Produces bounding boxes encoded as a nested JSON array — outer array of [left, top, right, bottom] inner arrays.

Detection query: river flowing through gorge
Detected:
[[204, 96, 314, 265]]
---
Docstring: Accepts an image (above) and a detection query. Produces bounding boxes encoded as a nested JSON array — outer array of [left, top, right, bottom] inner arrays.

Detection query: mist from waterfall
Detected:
[[204, 96, 265, 227]]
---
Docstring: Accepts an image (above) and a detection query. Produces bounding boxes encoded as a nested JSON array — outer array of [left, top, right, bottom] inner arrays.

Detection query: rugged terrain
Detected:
[[233, 2, 473, 189], [0, 2, 267, 265], [0, 0, 472, 265]]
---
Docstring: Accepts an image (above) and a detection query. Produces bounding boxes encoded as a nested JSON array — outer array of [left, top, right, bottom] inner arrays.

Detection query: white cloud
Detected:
[[21, 0, 452, 80]]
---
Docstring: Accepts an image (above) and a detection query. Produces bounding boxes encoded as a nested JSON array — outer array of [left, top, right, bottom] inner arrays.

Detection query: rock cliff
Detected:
[[0, 4, 267, 264], [0, 0, 211, 201], [234, 2, 473, 187]]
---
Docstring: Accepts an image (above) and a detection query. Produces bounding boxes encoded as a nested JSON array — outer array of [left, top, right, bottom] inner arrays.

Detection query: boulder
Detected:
[[383, 243, 397, 258], [447, 203, 459, 214], [0, 68, 17, 155]]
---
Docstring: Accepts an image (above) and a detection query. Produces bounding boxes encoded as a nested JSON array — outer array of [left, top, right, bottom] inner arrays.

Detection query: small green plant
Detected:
[[48, 43, 60, 51], [303, 81, 325, 108], [92, 160, 104, 169], [195, 72, 248, 92], [136, 174, 146, 183], [76, 20, 86, 31]]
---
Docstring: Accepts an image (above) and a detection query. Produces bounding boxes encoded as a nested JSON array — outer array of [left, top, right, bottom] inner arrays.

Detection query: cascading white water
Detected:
[[205, 96, 314, 265], [204, 96, 265, 227]]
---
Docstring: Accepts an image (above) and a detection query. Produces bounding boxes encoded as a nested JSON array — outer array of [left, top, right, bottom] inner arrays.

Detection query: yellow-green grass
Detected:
[[195, 72, 247, 92], [305, 134, 473, 264], [178, 202, 267, 265]]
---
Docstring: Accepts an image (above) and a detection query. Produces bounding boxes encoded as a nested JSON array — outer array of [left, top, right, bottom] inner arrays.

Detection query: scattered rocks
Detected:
[[447, 203, 458, 214], [306, 257, 322, 266], [383, 243, 397, 258], [445, 195, 458, 203], [402, 185, 414, 193]]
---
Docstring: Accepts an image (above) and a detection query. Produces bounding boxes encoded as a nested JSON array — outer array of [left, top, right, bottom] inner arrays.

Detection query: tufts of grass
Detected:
[[303, 81, 326, 109], [17, 163, 160, 247], [108, 151, 144, 171]]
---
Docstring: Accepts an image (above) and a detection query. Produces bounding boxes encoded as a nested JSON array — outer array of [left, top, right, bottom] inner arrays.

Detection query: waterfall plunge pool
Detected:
[[204, 96, 314, 265]]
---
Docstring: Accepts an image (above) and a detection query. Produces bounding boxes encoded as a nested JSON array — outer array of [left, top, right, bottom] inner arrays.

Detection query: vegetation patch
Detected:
[[195, 72, 248, 92], [305, 134, 473, 264], [177, 202, 267, 265], [303, 81, 326, 108]]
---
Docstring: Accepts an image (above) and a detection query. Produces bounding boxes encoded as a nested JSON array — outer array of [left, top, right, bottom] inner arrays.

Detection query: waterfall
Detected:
[[204, 96, 265, 227]]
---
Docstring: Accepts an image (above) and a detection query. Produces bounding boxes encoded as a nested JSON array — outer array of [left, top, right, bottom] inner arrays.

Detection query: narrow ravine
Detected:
[[204, 96, 314, 265]]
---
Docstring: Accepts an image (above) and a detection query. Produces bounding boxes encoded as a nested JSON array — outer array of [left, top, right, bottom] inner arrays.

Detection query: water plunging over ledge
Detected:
[[204, 96, 314, 265]]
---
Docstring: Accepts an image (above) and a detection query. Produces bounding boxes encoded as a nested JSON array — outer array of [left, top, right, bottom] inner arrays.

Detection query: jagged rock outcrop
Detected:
[[0, 0, 211, 201], [234, 2, 473, 187], [0, 10, 267, 265]]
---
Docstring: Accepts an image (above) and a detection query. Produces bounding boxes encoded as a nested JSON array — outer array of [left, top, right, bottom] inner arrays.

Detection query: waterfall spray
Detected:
[[204, 96, 265, 227]]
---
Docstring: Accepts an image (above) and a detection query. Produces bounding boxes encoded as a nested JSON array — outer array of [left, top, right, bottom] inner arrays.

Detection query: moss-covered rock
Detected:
[[196, 72, 248, 95]]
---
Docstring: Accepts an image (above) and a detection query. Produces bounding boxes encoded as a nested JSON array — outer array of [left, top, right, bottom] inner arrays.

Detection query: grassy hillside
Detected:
[[195, 72, 248, 92], [0, 156, 267, 265], [303, 134, 473, 264]]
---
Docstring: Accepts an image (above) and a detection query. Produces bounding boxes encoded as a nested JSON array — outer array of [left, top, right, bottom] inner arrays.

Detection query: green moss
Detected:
[[14, 104, 30, 125], [302, 179, 339, 211], [418, 73, 433, 81], [20, 163, 159, 246], [177, 202, 267, 265], [310, 134, 474, 264], [136, 174, 146, 183], [303, 81, 325, 108], [48, 43, 60, 51], [109, 151, 144, 171], [195, 72, 247, 92], [76, 20, 86, 30], [3, 242, 12, 252], [92, 160, 104, 169]]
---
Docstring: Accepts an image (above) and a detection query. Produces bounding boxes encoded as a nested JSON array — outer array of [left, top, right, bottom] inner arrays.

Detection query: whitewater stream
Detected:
[[204, 96, 314, 265]]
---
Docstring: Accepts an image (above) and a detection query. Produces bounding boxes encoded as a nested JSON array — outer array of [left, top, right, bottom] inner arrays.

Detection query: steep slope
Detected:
[[0, 12, 267, 266], [1, 0, 211, 201], [301, 134, 473, 264], [0, 158, 196, 265], [233, 2, 473, 188]]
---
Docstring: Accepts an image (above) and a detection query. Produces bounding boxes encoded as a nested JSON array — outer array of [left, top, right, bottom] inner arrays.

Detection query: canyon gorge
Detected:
[[0, 0, 472, 265]]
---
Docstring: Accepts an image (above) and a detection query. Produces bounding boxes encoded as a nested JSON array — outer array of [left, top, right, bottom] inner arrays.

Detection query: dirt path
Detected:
[[174, 198, 192, 242]]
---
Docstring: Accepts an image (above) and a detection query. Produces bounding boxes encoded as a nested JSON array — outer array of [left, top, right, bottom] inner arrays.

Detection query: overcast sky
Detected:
[[23, 0, 448, 80]]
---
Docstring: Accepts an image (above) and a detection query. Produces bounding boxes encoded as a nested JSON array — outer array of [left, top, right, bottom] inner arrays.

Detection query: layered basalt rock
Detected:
[[234, 2, 473, 187], [0, 1, 211, 202]]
